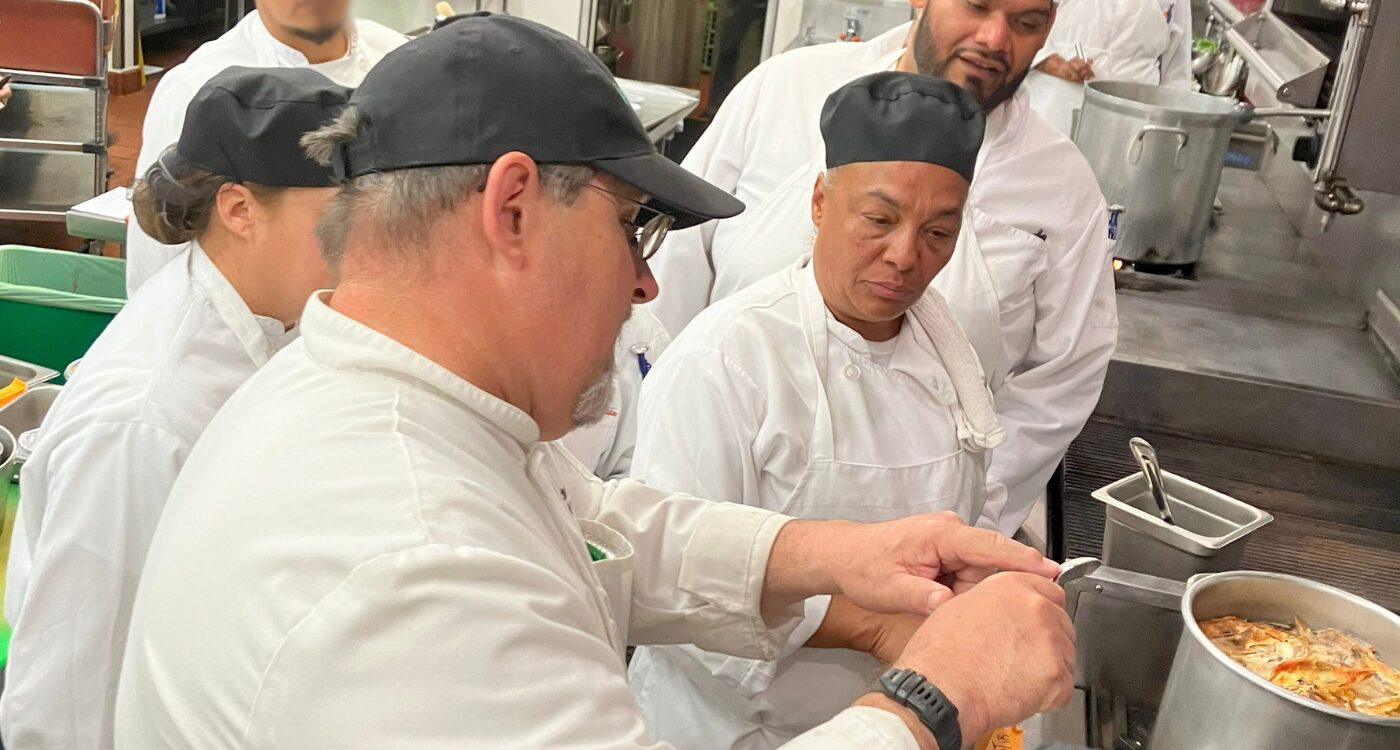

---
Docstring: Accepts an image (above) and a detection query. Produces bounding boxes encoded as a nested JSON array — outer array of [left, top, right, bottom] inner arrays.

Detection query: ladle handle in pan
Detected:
[[1129, 437, 1175, 525]]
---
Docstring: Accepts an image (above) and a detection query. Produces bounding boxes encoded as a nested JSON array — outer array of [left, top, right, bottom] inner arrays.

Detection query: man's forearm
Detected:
[[806, 596, 925, 667], [761, 519, 849, 617], [804, 595, 876, 652]]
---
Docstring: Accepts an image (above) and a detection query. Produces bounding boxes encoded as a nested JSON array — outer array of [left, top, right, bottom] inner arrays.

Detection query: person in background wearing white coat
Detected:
[[559, 308, 671, 479], [124, 0, 403, 297], [630, 72, 1016, 749], [1157, 0, 1193, 89], [1, 67, 350, 750], [1023, 0, 1169, 135], [115, 17, 1075, 750], [646, 0, 1118, 543]]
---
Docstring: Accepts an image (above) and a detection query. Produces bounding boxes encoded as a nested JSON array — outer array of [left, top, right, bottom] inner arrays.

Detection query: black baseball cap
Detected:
[[176, 66, 352, 187], [332, 13, 744, 229], [821, 72, 985, 183]]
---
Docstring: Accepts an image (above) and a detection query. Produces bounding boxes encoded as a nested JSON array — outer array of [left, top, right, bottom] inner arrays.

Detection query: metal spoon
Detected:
[[1129, 437, 1175, 525]]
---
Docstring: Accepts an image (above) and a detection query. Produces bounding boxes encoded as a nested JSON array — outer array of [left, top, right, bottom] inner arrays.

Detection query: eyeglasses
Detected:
[[584, 183, 675, 262]]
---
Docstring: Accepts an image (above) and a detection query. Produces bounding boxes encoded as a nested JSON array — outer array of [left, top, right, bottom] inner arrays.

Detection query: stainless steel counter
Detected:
[[1098, 157, 1400, 470], [616, 79, 700, 145]]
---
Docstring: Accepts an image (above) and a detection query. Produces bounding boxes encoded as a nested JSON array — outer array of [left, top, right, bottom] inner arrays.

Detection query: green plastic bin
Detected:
[[0, 246, 125, 382]]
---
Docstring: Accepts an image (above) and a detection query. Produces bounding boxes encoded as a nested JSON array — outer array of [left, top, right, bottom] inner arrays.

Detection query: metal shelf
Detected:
[[140, 8, 223, 37]]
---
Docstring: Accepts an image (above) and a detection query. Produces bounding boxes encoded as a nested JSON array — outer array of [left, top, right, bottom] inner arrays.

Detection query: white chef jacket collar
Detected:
[[808, 264, 957, 403], [250, 10, 359, 69], [189, 241, 289, 367], [297, 291, 542, 447]]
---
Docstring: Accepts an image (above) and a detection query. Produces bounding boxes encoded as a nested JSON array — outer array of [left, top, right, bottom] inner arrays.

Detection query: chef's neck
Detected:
[[259, 15, 350, 64], [832, 307, 903, 342]]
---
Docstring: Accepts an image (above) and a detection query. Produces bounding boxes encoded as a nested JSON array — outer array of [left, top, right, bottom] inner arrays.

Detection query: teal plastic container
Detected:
[[0, 245, 125, 381]]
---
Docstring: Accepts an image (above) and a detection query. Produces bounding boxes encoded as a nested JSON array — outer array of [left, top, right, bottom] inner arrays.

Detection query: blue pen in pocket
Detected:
[[630, 343, 652, 378]]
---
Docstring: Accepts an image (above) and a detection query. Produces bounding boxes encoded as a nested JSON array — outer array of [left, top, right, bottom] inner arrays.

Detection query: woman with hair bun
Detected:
[[1, 66, 349, 750]]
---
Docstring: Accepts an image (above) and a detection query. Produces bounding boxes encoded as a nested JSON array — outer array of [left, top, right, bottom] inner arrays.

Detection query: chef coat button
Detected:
[[843, 363, 861, 380]]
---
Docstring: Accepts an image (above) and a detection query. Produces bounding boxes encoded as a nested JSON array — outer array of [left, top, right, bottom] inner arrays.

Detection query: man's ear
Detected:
[[812, 171, 830, 227], [480, 151, 542, 268]]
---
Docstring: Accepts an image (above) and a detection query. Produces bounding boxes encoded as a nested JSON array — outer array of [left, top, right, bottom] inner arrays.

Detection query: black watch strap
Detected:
[[877, 667, 962, 750]]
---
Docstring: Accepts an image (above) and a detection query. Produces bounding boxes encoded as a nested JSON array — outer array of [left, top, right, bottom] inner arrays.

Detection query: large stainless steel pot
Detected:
[[1074, 81, 1250, 268], [1152, 571, 1400, 748]]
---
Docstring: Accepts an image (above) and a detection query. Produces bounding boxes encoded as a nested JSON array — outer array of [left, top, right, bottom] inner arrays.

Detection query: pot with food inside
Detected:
[[1151, 571, 1400, 748]]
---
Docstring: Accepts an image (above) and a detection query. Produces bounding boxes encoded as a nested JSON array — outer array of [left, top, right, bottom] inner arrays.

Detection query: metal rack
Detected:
[[0, 0, 111, 226]]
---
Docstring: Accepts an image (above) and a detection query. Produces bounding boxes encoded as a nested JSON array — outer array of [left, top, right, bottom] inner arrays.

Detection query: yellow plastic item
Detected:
[[974, 725, 1023, 750], [0, 378, 25, 410]]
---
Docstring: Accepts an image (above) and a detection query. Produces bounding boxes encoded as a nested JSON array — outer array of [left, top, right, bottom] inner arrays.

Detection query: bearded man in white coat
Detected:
[[1023, 0, 1169, 135], [114, 16, 1076, 750], [630, 71, 1022, 749], [647, 0, 1119, 543], [124, 0, 404, 297]]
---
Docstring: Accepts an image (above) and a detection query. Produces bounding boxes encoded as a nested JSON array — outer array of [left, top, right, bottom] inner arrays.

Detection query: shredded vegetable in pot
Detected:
[[1201, 616, 1400, 718]]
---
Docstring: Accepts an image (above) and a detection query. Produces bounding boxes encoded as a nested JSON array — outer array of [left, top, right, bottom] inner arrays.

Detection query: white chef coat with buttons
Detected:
[[559, 307, 671, 479], [124, 11, 404, 297], [1024, 0, 1169, 135], [628, 259, 998, 749], [645, 22, 1118, 537], [1, 243, 296, 750], [112, 292, 923, 750]]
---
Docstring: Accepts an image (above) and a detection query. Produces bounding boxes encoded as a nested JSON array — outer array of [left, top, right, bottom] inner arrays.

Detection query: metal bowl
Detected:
[[0, 384, 61, 483], [1202, 50, 1248, 98], [1192, 48, 1221, 78], [0, 425, 14, 483]]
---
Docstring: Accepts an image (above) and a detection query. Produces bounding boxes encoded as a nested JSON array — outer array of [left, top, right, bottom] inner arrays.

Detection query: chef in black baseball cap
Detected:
[[294, 10, 752, 445], [114, 18, 1071, 750], [7, 65, 350, 749], [325, 12, 744, 231]]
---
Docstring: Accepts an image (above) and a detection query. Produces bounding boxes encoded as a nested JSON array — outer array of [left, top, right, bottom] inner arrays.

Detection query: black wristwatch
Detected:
[[877, 667, 962, 750]]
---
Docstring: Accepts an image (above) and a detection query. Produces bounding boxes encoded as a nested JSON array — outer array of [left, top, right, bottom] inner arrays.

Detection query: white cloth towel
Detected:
[[910, 288, 1006, 452]]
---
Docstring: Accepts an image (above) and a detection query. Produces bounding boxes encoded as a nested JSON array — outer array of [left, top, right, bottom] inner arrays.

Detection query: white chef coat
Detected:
[[559, 307, 671, 479], [1, 243, 296, 750], [1024, 0, 1169, 135], [124, 11, 403, 297], [1157, 0, 1194, 89], [112, 292, 923, 750], [646, 22, 1118, 536], [628, 259, 1001, 749]]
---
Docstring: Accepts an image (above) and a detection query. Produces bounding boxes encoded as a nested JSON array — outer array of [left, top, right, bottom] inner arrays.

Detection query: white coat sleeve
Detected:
[[645, 65, 767, 335], [986, 199, 1116, 536], [586, 479, 807, 657], [124, 72, 201, 297], [1, 423, 186, 750], [628, 345, 830, 694], [239, 546, 918, 750], [976, 480, 1010, 533], [1164, 2, 1195, 89], [1109, 0, 1170, 86], [631, 345, 761, 505]]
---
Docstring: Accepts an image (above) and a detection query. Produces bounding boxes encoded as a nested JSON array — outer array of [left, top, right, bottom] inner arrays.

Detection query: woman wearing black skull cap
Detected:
[[0, 66, 350, 749]]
